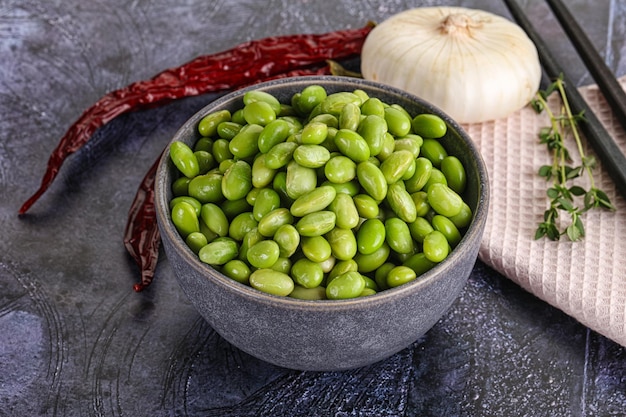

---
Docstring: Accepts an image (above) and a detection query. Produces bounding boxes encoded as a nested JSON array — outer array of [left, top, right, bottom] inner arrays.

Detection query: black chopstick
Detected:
[[545, 0, 626, 134], [502, 0, 626, 201]]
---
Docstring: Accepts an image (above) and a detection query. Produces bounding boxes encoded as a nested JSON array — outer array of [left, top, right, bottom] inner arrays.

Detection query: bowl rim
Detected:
[[155, 75, 490, 311]]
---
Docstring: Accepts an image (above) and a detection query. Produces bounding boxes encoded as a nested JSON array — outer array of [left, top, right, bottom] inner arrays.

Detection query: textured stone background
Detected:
[[1, 0, 625, 416]]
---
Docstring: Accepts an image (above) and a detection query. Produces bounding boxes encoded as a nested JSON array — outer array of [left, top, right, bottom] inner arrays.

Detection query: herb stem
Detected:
[[531, 74, 615, 242]]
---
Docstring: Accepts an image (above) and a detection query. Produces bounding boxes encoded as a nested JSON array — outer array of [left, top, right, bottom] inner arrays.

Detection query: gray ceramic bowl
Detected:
[[155, 76, 489, 371]]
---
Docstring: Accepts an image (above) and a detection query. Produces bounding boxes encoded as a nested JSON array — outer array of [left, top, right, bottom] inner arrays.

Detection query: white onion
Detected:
[[361, 7, 542, 123]]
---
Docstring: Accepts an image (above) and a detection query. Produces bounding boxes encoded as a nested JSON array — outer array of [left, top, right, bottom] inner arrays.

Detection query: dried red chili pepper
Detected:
[[18, 24, 373, 215], [123, 152, 162, 292]]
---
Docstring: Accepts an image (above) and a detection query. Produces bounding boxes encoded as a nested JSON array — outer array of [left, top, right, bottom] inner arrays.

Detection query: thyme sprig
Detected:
[[531, 75, 615, 242]]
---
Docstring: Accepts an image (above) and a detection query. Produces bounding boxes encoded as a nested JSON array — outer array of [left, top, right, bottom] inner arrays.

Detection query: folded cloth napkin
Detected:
[[463, 77, 626, 347]]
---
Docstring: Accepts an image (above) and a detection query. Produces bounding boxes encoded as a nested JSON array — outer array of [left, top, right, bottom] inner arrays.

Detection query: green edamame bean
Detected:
[[359, 288, 378, 296], [249, 269, 294, 297], [339, 102, 361, 131], [329, 192, 359, 229], [270, 257, 292, 274], [301, 235, 332, 263], [319, 256, 336, 273], [251, 153, 277, 188], [273, 224, 300, 257], [405, 157, 433, 193], [423, 167, 447, 190], [374, 262, 395, 290], [285, 160, 317, 200], [222, 259, 251, 284], [291, 258, 324, 288], [385, 217, 414, 254], [420, 138, 448, 167], [296, 211, 336, 237], [300, 121, 328, 145], [243, 101, 276, 126], [194, 137, 213, 153], [265, 141, 298, 170], [271, 171, 292, 206], [360, 97, 385, 118], [243, 90, 282, 114], [258, 119, 292, 153], [402, 159, 416, 181], [290, 185, 336, 217], [212, 138, 234, 163], [171, 201, 200, 238], [353, 193, 379, 219], [293, 144, 330, 168], [448, 202, 473, 229], [357, 218, 386, 255], [440, 155, 467, 194], [393, 135, 422, 158], [403, 252, 436, 276], [194, 150, 215, 174], [198, 109, 231, 137], [199, 221, 219, 243], [229, 123, 263, 158], [327, 259, 358, 283], [323, 179, 361, 197], [357, 114, 387, 156], [172, 177, 191, 197], [326, 227, 357, 261], [216, 121, 242, 140], [257, 207, 293, 237], [319, 92, 362, 115], [221, 198, 251, 220], [238, 227, 263, 262], [334, 129, 370, 163], [222, 160, 252, 201], [185, 232, 208, 254], [246, 240, 280, 269], [380, 150, 415, 184], [200, 203, 229, 237], [326, 271, 365, 300], [198, 239, 238, 265], [353, 89, 370, 103], [377, 132, 396, 161], [309, 113, 338, 128], [408, 216, 434, 243], [423, 230, 450, 263], [231, 108, 246, 125], [432, 215, 462, 247], [170, 141, 200, 179], [356, 161, 387, 201], [219, 159, 235, 174], [427, 183, 463, 217], [253, 188, 281, 221], [324, 155, 356, 184], [386, 265, 417, 288], [296, 85, 327, 115], [411, 113, 447, 138], [386, 183, 417, 223], [411, 191, 431, 218], [384, 106, 412, 137], [354, 242, 390, 273], [289, 285, 327, 300], [170, 196, 201, 216], [228, 212, 258, 241]]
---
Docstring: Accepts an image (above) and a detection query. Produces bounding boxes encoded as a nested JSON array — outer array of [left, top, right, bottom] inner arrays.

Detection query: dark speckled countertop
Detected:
[[1, 0, 626, 416]]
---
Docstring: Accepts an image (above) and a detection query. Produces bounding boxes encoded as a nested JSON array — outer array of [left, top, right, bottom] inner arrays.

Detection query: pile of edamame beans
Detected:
[[168, 85, 472, 300]]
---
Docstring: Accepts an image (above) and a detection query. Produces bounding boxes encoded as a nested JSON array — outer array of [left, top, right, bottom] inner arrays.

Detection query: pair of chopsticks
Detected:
[[503, 0, 626, 202]]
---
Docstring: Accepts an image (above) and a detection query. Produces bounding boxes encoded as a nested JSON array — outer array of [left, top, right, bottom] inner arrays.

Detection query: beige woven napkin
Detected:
[[462, 78, 626, 347]]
